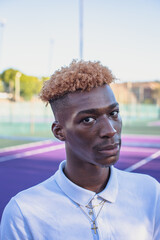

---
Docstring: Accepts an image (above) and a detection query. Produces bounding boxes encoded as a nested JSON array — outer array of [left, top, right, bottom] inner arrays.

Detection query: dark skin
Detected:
[[52, 84, 122, 193]]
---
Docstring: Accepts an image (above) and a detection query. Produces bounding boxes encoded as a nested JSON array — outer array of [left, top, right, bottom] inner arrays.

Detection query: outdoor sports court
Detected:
[[0, 134, 160, 221]]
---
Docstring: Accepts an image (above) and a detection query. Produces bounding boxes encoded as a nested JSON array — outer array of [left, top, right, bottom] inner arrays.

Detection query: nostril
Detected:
[[99, 125, 117, 138]]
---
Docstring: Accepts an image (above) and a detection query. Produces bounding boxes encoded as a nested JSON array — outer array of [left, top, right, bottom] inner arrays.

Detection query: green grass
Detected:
[[0, 122, 54, 149], [0, 139, 33, 149]]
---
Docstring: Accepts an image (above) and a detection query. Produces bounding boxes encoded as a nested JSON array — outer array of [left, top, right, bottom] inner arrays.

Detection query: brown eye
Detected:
[[110, 110, 119, 117], [83, 117, 95, 123]]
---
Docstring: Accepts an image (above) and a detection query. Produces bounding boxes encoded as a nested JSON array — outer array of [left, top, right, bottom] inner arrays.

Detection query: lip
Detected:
[[97, 143, 120, 156], [98, 143, 119, 151]]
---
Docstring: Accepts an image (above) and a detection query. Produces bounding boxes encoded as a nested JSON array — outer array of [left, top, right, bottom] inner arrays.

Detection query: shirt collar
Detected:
[[55, 160, 118, 206], [98, 164, 118, 203]]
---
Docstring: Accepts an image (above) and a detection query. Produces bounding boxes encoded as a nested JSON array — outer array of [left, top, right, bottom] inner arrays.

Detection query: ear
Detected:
[[51, 121, 66, 141]]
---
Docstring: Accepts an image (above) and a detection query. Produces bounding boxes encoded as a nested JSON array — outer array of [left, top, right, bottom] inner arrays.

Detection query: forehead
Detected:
[[66, 84, 117, 113]]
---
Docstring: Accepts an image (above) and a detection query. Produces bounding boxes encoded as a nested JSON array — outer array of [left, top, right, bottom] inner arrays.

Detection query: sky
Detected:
[[0, 0, 160, 82]]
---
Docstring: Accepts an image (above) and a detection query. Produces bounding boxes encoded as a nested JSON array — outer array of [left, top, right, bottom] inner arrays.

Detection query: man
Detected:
[[1, 60, 160, 239]]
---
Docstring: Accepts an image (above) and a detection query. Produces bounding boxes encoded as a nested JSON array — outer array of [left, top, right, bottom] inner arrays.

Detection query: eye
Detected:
[[110, 110, 119, 118], [82, 117, 95, 124]]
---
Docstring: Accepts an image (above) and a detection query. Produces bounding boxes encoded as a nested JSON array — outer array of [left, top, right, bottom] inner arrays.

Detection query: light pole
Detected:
[[48, 37, 54, 76], [79, 0, 83, 60], [15, 72, 21, 102]]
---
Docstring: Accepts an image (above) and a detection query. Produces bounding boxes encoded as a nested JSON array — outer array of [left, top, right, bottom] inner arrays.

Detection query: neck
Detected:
[[64, 160, 110, 193]]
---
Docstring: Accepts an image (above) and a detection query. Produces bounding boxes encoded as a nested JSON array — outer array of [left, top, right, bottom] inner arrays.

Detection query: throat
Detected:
[[64, 164, 110, 193]]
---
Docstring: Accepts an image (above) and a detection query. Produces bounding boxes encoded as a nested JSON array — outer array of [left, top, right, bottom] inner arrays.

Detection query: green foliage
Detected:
[[0, 68, 44, 100], [20, 74, 42, 100], [0, 74, 3, 91], [41, 76, 50, 82], [0, 80, 4, 92], [1, 68, 18, 92]]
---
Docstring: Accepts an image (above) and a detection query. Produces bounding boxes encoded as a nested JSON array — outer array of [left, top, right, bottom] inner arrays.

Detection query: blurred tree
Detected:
[[0, 79, 4, 91], [41, 76, 50, 82], [20, 74, 42, 100], [0, 68, 43, 100], [1, 68, 18, 92]]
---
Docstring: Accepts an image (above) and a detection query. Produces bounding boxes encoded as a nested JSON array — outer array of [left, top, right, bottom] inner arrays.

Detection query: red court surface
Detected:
[[0, 134, 160, 221]]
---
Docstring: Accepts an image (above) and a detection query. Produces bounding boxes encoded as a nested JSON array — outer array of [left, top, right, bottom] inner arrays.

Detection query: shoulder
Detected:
[[0, 175, 57, 239], [116, 167, 159, 186], [115, 167, 160, 197], [14, 173, 61, 205], [1, 173, 62, 231], [2, 173, 61, 217]]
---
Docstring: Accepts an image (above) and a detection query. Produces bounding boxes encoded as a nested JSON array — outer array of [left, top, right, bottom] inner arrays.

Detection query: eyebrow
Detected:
[[77, 102, 119, 116]]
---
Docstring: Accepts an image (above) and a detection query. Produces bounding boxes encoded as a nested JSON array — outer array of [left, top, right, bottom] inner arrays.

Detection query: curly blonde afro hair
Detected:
[[40, 60, 115, 103]]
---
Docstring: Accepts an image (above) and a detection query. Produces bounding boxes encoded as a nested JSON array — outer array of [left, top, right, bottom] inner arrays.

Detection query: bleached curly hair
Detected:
[[39, 60, 115, 103]]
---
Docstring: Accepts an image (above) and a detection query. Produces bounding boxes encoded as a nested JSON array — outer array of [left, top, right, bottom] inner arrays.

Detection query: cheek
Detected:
[[65, 129, 95, 160], [66, 127, 95, 149]]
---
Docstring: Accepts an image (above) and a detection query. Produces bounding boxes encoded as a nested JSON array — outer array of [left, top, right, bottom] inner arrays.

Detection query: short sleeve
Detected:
[[0, 198, 31, 240]]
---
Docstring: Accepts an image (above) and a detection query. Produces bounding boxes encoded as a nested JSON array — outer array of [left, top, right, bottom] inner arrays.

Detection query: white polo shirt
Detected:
[[1, 160, 160, 240]]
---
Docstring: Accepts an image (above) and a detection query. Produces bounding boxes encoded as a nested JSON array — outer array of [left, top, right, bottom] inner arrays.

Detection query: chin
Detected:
[[96, 154, 119, 168]]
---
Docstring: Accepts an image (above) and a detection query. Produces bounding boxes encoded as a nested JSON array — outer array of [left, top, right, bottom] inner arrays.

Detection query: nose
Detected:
[[99, 116, 117, 138]]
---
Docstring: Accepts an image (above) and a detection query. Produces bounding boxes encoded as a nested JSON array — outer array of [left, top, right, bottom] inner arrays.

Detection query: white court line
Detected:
[[125, 150, 160, 172], [0, 143, 65, 163], [0, 140, 54, 153]]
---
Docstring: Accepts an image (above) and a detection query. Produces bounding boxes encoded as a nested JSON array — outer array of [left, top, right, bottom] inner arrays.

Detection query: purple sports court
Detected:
[[0, 134, 160, 221]]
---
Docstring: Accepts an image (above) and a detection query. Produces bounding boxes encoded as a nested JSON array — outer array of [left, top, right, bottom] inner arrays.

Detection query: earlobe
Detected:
[[52, 121, 66, 141]]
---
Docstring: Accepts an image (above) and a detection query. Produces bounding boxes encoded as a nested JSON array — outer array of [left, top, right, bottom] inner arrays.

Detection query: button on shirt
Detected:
[[1, 160, 160, 240]]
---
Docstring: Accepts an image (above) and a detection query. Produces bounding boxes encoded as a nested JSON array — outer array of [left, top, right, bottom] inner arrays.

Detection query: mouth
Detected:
[[97, 143, 120, 156]]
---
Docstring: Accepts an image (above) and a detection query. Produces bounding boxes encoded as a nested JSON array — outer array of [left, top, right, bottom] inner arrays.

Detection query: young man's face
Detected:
[[53, 84, 122, 168]]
